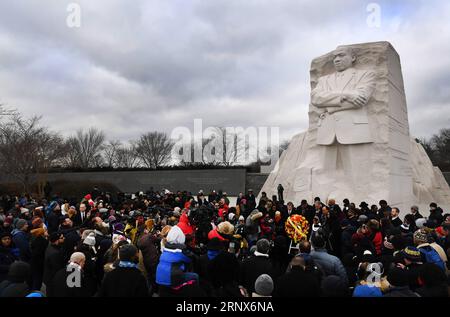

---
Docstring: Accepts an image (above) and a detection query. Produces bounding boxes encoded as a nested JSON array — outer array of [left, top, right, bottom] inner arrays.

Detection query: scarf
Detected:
[[118, 261, 138, 269]]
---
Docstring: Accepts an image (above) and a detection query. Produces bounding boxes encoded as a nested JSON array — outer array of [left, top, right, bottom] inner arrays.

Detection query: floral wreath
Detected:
[[285, 214, 310, 243]]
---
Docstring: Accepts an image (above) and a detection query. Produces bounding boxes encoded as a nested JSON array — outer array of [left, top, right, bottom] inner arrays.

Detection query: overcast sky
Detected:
[[0, 0, 449, 144]]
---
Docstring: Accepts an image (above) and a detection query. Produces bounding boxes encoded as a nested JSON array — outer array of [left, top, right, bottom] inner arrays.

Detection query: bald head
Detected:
[[70, 252, 86, 268], [290, 256, 306, 270]]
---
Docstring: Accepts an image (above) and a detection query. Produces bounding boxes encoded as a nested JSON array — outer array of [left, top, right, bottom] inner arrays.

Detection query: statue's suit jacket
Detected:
[[311, 67, 377, 145]]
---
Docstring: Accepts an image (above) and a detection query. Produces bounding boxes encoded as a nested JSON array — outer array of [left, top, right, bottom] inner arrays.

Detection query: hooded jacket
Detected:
[[11, 229, 31, 263], [155, 226, 193, 287]]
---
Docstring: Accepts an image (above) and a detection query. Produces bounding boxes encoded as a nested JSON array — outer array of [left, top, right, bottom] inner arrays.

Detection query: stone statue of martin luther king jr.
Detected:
[[307, 47, 377, 199], [311, 47, 376, 145]]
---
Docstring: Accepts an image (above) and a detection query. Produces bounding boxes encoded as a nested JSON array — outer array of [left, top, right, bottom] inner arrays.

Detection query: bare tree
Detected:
[[0, 103, 18, 117], [0, 115, 65, 193], [63, 128, 105, 168], [115, 144, 140, 168], [176, 127, 251, 167], [135, 132, 173, 168], [103, 140, 122, 167]]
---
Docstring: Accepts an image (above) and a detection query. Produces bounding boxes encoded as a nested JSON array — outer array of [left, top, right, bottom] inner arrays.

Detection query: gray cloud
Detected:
[[0, 0, 448, 143]]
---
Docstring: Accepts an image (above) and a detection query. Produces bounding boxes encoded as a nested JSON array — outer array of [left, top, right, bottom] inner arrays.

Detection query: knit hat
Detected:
[[145, 219, 154, 231], [254, 274, 273, 296], [166, 225, 185, 245], [362, 250, 375, 263], [173, 207, 181, 217], [119, 244, 138, 262], [239, 215, 245, 221], [387, 267, 409, 287], [160, 225, 172, 237], [112, 234, 129, 245], [400, 246, 422, 262], [413, 229, 428, 245], [83, 232, 96, 247], [4, 216, 13, 226], [357, 215, 368, 224], [415, 218, 427, 229], [228, 213, 236, 221], [30, 228, 46, 238], [31, 217, 43, 229], [217, 221, 234, 236], [20, 207, 29, 215], [353, 284, 383, 297], [15, 219, 28, 230], [435, 226, 445, 236], [250, 210, 263, 221]]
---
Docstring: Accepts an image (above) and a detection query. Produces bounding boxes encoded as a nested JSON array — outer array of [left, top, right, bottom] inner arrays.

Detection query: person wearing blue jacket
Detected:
[[0, 232, 20, 282], [156, 225, 199, 296], [11, 219, 31, 263]]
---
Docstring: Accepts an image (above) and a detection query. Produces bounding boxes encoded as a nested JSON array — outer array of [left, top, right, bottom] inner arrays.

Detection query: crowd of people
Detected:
[[0, 187, 449, 297]]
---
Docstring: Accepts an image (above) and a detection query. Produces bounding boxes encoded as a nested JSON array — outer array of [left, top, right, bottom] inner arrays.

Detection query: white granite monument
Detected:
[[260, 41, 450, 214]]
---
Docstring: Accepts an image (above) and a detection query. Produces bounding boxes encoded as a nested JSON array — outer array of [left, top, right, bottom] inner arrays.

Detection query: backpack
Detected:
[[419, 245, 445, 271]]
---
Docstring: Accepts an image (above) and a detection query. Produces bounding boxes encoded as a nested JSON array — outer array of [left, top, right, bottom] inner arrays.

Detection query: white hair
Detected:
[[70, 252, 85, 264]]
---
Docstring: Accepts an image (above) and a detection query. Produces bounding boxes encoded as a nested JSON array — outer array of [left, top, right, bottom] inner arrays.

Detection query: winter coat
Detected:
[[416, 284, 448, 297], [372, 231, 383, 256], [156, 244, 193, 287], [137, 234, 159, 279], [11, 229, 31, 262], [98, 266, 148, 297], [239, 254, 273, 294], [46, 211, 61, 234], [384, 286, 420, 297], [52, 266, 97, 297], [0, 262, 30, 297], [30, 236, 48, 272], [273, 268, 321, 297], [0, 246, 19, 282], [310, 248, 348, 286], [0, 280, 29, 297], [43, 244, 65, 291], [341, 226, 357, 255], [207, 228, 227, 241]]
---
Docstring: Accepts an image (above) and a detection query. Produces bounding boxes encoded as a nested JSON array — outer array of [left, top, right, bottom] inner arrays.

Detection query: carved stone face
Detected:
[[333, 48, 356, 72]]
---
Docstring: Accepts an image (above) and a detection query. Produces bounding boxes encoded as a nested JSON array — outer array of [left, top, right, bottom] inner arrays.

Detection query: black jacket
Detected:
[[0, 246, 19, 282], [429, 208, 444, 225], [52, 266, 97, 297], [239, 255, 273, 294], [0, 280, 29, 297], [30, 236, 48, 272], [60, 227, 81, 261], [281, 207, 300, 223], [98, 266, 149, 297], [416, 284, 448, 297], [384, 286, 420, 297], [391, 217, 403, 228], [273, 268, 321, 297], [47, 211, 62, 234], [43, 244, 65, 295]]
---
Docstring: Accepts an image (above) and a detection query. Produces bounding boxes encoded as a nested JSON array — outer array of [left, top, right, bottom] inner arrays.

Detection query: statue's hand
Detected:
[[342, 93, 367, 107]]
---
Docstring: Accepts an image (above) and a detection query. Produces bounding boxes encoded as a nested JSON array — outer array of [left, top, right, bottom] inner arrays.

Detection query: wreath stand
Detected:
[[288, 239, 300, 254]]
